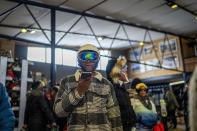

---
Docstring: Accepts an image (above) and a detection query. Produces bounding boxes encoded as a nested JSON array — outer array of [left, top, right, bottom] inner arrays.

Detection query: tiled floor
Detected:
[[169, 124, 185, 131]]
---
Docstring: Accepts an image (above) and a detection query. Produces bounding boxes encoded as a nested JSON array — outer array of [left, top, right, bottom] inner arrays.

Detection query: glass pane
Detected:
[[63, 49, 77, 67], [27, 47, 45, 62], [46, 48, 51, 63], [98, 50, 110, 71], [100, 57, 109, 70], [55, 48, 62, 65]]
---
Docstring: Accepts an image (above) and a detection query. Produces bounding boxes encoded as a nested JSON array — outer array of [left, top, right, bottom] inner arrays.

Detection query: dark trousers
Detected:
[[184, 112, 189, 131], [168, 109, 177, 128], [162, 117, 168, 131], [123, 125, 132, 131]]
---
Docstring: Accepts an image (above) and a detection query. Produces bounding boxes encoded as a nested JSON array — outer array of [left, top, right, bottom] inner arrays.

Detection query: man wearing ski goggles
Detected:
[[77, 50, 100, 72], [54, 44, 123, 131]]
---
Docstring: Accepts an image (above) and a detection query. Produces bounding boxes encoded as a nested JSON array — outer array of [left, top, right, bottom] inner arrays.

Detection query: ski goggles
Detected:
[[78, 51, 99, 62]]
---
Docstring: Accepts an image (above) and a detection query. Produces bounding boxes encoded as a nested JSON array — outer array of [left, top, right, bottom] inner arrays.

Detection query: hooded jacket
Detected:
[[24, 89, 55, 131], [0, 83, 15, 131]]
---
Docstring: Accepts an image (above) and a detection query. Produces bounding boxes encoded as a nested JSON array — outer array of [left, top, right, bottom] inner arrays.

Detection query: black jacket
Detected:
[[24, 90, 55, 131], [182, 88, 188, 112], [113, 83, 136, 131]]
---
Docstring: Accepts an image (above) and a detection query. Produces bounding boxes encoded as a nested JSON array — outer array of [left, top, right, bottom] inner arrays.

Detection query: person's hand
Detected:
[[119, 72, 128, 82], [77, 72, 96, 96], [23, 124, 27, 129]]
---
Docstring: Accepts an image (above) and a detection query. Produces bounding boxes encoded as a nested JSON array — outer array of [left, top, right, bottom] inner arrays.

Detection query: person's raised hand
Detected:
[[77, 72, 96, 96], [119, 72, 128, 82]]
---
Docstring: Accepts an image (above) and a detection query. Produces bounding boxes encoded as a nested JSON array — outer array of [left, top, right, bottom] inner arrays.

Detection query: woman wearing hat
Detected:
[[133, 83, 158, 131]]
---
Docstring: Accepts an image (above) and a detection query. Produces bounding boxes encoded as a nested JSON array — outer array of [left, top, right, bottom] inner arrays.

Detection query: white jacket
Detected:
[[189, 66, 197, 131]]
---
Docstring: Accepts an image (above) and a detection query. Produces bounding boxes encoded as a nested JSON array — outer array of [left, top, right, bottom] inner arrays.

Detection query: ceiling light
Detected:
[[97, 37, 103, 41], [139, 42, 144, 46], [167, 2, 178, 9], [171, 4, 178, 8], [21, 28, 27, 33], [30, 30, 36, 34]]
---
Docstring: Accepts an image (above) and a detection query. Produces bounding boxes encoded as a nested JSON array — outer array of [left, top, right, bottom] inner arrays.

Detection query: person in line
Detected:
[[106, 56, 136, 131], [0, 83, 15, 131], [54, 44, 123, 131], [133, 83, 158, 131], [189, 66, 197, 131], [164, 87, 179, 129], [49, 86, 68, 131], [23, 81, 56, 131], [130, 78, 142, 105], [181, 77, 190, 131]]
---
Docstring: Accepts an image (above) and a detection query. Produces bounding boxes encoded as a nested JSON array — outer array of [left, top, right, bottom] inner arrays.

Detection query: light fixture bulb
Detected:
[[21, 28, 27, 33], [139, 42, 144, 46], [30, 30, 36, 34], [171, 4, 178, 8], [97, 37, 103, 41]]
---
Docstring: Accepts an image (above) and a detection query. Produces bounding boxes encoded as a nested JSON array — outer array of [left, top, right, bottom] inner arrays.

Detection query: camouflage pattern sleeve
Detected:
[[53, 77, 83, 117]]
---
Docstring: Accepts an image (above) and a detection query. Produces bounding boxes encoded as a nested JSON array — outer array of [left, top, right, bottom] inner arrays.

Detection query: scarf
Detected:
[[137, 95, 152, 110]]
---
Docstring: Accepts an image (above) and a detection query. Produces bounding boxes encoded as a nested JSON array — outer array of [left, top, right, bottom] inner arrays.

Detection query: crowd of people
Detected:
[[0, 43, 196, 131]]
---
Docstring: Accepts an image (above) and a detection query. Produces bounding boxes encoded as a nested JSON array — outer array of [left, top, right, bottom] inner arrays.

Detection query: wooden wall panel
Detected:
[[0, 39, 15, 58], [181, 38, 195, 58], [128, 36, 183, 79], [185, 57, 197, 72]]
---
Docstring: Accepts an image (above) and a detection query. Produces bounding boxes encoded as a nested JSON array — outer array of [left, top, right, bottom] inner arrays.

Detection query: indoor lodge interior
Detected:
[[0, 0, 197, 131]]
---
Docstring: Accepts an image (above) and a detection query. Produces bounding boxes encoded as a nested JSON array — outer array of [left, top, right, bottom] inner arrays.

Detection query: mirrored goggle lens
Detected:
[[80, 52, 98, 61]]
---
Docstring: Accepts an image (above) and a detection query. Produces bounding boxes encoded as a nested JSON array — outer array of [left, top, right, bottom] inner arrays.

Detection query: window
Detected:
[[46, 48, 51, 63], [27, 47, 45, 62], [63, 49, 77, 67], [27, 47, 78, 67], [55, 48, 63, 65], [27, 47, 109, 69], [97, 50, 111, 70]]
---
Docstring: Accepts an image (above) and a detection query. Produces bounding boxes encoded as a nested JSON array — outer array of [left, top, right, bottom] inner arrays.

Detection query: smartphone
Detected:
[[81, 72, 92, 79]]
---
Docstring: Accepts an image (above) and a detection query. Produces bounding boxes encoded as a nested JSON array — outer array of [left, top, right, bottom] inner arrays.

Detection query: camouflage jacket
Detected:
[[54, 70, 123, 131]]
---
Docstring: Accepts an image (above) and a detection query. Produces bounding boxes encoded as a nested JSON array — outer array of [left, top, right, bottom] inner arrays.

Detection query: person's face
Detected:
[[79, 51, 99, 72], [81, 60, 97, 72], [139, 87, 147, 97]]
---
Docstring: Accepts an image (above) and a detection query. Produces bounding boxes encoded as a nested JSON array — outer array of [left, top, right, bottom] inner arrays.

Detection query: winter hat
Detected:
[[110, 56, 127, 84], [78, 44, 100, 55], [136, 83, 148, 90], [77, 44, 100, 71]]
